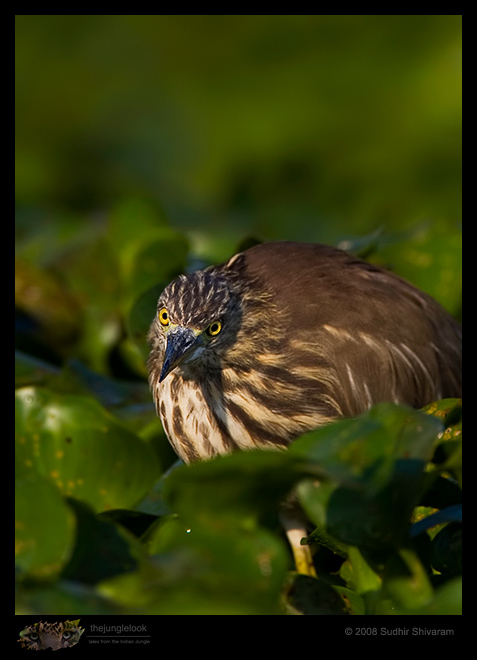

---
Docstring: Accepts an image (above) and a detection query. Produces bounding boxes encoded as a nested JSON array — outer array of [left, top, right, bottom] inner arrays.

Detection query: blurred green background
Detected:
[[15, 15, 462, 615], [16, 15, 461, 247], [16, 14, 462, 375]]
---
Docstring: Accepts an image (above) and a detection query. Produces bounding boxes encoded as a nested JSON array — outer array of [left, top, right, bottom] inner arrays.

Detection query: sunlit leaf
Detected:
[[15, 387, 160, 512]]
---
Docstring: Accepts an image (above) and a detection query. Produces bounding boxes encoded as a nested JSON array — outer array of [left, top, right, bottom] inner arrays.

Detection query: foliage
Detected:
[[15, 372, 462, 614], [15, 201, 462, 614]]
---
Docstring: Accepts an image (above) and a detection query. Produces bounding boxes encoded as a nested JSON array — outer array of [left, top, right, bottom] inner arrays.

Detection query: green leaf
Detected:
[[297, 479, 349, 557], [382, 547, 434, 610], [15, 579, 121, 615], [108, 197, 189, 312], [108, 197, 169, 271], [127, 513, 289, 614], [393, 577, 462, 615], [411, 504, 462, 538], [15, 476, 76, 580], [61, 499, 145, 585], [127, 234, 189, 304], [15, 387, 160, 512], [368, 222, 462, 316], [135, 450, 302, 613], [124, 282, 165, 374], [290, 403, 443, 565], [162, 449, 306, 527], [424, 398, 462, 485], [339, 546, 382, 597], [430, 522, 462, 576], [283, 573, 349, 615]]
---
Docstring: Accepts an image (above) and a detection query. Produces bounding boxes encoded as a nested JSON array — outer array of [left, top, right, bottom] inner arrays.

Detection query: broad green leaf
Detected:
[[127, 234, 189, 304], [368, 222, 462, 316], [108, 197, 169, 272], [15, 387, 160, 512], [290, 404, 443, 563], [15, 476, 76, 580], [382, 547, 434, 610], [61, 498, 145, 585], [393, 577, 462, 615], [115, 513, 289, 614], [162, 449, 313, 528], [15, 579, 120, 615], [139, 450, 304, 613], [108, 197, 189, 311]]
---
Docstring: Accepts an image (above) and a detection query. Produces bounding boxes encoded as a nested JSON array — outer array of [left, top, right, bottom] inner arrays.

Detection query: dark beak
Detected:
[[159, 327, 201, 382]]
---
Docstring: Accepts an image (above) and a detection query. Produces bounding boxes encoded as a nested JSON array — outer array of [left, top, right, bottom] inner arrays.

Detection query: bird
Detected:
[[147, 241, 462, 573]]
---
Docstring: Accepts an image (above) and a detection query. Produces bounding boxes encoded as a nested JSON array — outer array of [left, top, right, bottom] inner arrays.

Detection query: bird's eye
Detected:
[[206, 321, 222, 337], [158, 307, 170, 327]]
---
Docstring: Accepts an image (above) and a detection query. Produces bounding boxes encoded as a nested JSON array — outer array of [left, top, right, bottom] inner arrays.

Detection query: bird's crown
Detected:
[[157, 270, 233, 330]]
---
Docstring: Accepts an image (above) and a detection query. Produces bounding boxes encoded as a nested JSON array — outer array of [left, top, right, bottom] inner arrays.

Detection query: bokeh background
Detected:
[[16, 15, 461, 242], [15, 14, 462, 375]]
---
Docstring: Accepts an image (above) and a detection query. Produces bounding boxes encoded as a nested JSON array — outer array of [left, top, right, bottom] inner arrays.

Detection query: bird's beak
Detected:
[[159, 326, 201, 383]]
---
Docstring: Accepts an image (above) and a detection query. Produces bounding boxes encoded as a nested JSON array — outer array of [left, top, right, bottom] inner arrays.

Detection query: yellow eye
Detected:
[[206, 321, 222, 337], [158, 307, 170, 327]]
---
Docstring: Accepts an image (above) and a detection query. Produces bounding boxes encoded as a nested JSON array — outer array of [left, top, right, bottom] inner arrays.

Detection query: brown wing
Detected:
[[239, 241, 461, 416]]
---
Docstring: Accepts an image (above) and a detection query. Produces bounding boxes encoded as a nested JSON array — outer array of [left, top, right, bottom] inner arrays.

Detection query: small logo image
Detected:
[[17, 619, 84, 651]]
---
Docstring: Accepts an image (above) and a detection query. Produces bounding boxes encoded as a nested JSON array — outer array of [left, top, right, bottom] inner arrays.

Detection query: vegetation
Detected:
[[15, 203, 461, 614]]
